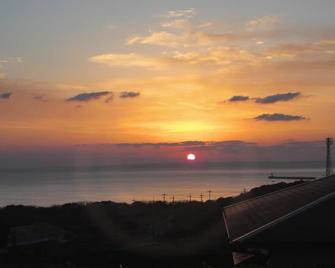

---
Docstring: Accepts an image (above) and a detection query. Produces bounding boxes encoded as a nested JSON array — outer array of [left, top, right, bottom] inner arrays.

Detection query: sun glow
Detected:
[[187, 153, 196, 161]]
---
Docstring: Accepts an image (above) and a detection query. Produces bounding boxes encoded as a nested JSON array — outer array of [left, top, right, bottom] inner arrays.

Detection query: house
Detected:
[[8, 223, 71, 248], [223, 175, 335, 266]]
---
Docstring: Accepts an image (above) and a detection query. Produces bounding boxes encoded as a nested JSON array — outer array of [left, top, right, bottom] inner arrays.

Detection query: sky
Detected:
[[0, 0, 335, 165]]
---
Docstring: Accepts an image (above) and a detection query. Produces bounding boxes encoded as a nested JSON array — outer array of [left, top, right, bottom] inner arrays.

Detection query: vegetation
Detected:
[[0, 181, 302, 267]]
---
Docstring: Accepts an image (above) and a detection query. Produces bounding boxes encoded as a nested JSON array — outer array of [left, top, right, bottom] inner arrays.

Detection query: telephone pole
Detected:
[[162, 193, 166, 202], [208, 190, 212, 201], [200, 193, 203, 202], [326, 138, 333, 177]]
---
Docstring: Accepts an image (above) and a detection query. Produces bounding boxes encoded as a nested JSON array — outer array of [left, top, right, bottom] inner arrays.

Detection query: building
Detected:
[[223, 175, 335, 266], [7, 223, 70, 248]]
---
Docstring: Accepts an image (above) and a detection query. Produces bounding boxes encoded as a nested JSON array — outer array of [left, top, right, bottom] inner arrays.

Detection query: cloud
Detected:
[[254, 113, 306, 122], [66, 91, 112, 102], [164, 8, 196, 19], [89, 53, 167, 68], [115, 141, 206, 147], [90, 47, 257, 69], [255, 92, 301, 104], [1, 139, 326, 169], [198, 22, 213, 29], [0, 92, 12, 99], [105, 95, 114, 103], [246, 16, 278, 32], [161, 19, 190, 29], [127, 31, 239, 48], [66, 91, 140, 103], [172, 47, 257, 65], [119, 91, 140, 98], [127, 31, 181, 47], [268, 39, 335, 57], [227, 95, 250, 102], [225, 92, 301, 104], [33, 95, 48, 102], [16, 57, 23, 63]]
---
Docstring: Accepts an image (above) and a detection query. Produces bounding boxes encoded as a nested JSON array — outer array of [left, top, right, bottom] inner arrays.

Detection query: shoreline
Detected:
[[0, 181, 302, 267]]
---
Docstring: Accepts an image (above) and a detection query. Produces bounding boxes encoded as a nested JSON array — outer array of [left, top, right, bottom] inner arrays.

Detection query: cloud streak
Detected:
[[254, 113, 306, 122], [164, 8, 196, 19], [227, 95, 250, 102], [127, 31, 240, 48], [255, 92, 301, 104], [89, 53, 168, 69], [66, 91, 112, 102], [0, 92, 12, 99], [246, 16, 278, 32], [119, 91, 140, 98], [226, 92, 301, 104], [33, 95, 48, 102]]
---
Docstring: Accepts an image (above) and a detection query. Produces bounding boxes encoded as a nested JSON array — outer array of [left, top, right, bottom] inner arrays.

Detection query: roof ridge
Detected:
[[232, 188, 335, 243], [224, 175, 331, 210]]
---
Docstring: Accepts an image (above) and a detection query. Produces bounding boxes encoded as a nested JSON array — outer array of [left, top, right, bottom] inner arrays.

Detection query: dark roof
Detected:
[[8, 223, 70, 247], [223, 175, 335, 243]]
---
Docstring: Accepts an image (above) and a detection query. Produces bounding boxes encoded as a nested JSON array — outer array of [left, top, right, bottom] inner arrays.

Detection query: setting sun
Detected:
[[187, 153, 196, 161]]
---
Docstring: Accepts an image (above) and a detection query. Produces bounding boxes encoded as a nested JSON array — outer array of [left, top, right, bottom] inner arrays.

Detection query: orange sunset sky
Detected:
[[0, 0, 335, 150]]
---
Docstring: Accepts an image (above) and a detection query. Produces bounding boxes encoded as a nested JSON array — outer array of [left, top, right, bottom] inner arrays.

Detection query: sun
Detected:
[[187, 153, 196, 161]]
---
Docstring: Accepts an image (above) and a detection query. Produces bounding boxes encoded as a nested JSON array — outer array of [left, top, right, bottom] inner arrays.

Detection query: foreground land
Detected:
[[0, 181, 302, 268]]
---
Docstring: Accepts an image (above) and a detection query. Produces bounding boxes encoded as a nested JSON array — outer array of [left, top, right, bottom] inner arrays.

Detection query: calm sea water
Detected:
[[0, 165, 325, 207]]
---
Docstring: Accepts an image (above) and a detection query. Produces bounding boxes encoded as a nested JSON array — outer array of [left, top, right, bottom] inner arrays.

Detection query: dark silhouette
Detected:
[[0, 181, 301, 267]]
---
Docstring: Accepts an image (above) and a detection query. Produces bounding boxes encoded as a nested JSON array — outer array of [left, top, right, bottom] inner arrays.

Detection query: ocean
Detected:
[[0, 163, 325, 207]]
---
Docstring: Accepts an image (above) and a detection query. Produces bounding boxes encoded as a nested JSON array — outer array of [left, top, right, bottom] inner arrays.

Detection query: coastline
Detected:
[[0, 181, 301, 267]]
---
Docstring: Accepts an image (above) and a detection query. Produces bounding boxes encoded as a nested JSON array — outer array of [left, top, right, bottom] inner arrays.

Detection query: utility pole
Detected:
[[172, 195, 175, 203], [208, 190, 212, 201], [162, 193, 166, 202], [326, 138, 333, 177], [189, 195, 192, 202], [200, 193, 203, 202]]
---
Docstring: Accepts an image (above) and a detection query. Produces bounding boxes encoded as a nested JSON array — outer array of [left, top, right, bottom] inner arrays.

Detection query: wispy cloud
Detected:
[[226, 92, 301, 104], [119, 91, 140, 98], [255, 92, 301, 104], [268, 39, 335, 57], [164, 8, 196, 19], [33, 95, 48, 102], [116, 140, 205, 148], [105, 95, 114, 103], [89, 53, 168, 68], [246, 16, 278, 32], [90, 47, 257, 70], [0, 92, 12, 100], [198, 22, 213, 28], [227, 95, 250, 102], [127, 31, 240, 47], [161, 19, 190, 29], [254, 113, 306, 122], [66, 91, 112, 102]]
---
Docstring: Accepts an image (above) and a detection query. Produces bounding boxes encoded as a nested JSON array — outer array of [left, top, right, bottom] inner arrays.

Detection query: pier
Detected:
[[268, 174, 316, 181]]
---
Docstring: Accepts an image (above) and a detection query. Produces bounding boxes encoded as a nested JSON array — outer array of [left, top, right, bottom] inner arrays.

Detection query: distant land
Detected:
[[0, 160, 326, 173]]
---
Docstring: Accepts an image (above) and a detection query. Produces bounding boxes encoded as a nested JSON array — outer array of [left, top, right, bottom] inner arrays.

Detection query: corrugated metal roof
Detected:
[[223, 175, 335, 243]]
